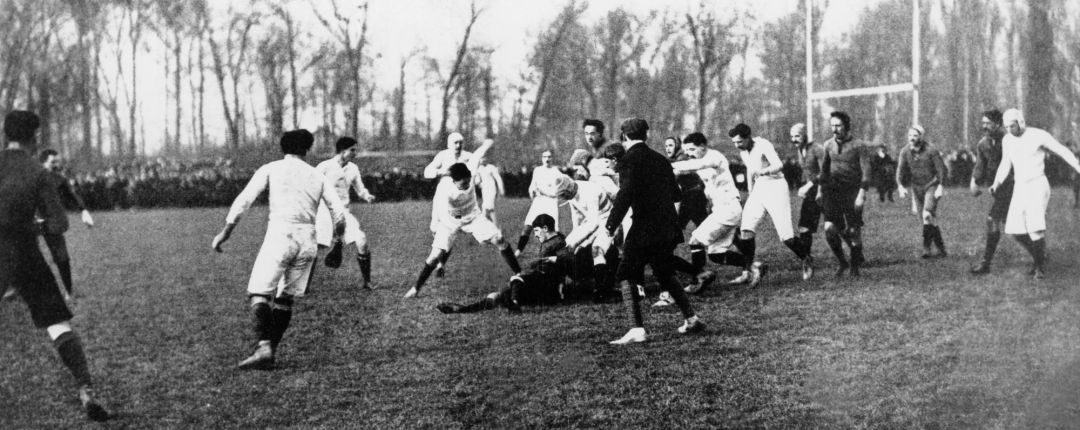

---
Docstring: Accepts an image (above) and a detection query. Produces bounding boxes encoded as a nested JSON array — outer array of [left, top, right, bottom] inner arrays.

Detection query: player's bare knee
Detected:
[[824, 223, 839, 237], [740, 230, 755, 240], [249, 294, 272, 306], [921, 211, 933, 225], [425, 248, 445, 265]]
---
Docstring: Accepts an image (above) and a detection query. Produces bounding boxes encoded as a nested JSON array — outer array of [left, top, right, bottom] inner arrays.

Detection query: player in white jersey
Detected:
[[315, 137, 376, 289], [515, 150, 563, 256], [537, 174, 613, 282], [989, 109, 1080, 280], [423, 132, 474, 276], [729, 123, 811, 285], [657, 132, 755, 305], [212, 129, 347, 370], [405, 138, 523, 298], [476, 156, 505, 225]]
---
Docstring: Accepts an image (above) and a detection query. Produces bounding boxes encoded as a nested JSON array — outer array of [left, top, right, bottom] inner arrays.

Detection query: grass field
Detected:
[[3, 190, 1080, 428]]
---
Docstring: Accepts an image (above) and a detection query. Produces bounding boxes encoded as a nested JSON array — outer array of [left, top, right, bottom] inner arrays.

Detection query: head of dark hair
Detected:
[[335, 137, 358, 153], [682, 132, 707, 146], [448, 163, 472, 181], [582, 119, 605, 134], [280, 129, 314, 156], [4, 110, 41, 142], [830, 111, 851, 131], [982, 108, 1003, 125], [38, 148, 58, 163], [728, 123, 752, 139], [599, 142, 626, 161], [531, 213, 556, 231]]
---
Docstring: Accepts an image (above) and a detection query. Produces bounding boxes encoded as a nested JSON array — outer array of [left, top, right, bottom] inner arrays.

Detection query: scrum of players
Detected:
[[5, 105, 1080, 421]]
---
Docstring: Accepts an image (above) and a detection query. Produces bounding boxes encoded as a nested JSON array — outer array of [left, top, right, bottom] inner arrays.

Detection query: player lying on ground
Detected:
[[436, 214, 580, 314], [405, 137, 522, 298], [212, 129, 347, 370]]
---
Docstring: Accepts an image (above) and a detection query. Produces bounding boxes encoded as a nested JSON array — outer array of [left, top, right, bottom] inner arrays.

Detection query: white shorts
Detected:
[[740, 178, 795, 241], [316, 206, 366, 247], [524, 195, 559, 230], [432, 211, 503, 251], [692, 206, 740, 255], [430, 181, 455, 233], [247, 222, 318, 298], [480, 185, 498, 211], [1004, 176, 1050, 235]]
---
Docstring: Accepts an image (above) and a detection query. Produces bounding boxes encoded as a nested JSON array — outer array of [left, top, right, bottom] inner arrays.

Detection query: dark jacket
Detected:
[[0, 149, 68, 236], [605, 141, 682, 250]]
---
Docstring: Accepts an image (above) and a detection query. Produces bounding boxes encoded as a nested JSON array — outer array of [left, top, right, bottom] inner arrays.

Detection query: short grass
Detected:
[[3, 190, 1080, 428]]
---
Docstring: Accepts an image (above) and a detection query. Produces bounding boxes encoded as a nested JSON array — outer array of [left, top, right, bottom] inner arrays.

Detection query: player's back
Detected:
[[0, 149, 67, 235], [259, 157, 328, 225]]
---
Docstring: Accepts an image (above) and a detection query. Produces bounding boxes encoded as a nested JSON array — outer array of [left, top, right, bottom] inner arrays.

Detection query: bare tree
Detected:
[[686, 6, 740, 134], [436, 1, 482, 142], [206, 4, 258, 149], [313, 0, 369, 139], [524, 0, 584, 142]]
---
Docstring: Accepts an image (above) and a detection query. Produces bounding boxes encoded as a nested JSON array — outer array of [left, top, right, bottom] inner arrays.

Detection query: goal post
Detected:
[[805, 0, 920, 138]]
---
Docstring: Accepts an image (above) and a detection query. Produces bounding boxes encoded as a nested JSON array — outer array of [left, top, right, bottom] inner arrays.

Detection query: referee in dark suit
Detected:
[[605, 118, 704, 345], [1, 110, 109, 420]]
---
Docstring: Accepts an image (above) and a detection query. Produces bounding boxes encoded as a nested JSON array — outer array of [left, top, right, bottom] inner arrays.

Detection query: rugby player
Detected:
[[819, 111, 873, 277], [423, 132, 476, 277], [38, 149, 95, 295], [790, 123, 823, 280], [212, 129, 348, 370], [314, 137, 376, 289], [404, 137, 523, 298], [988, 109, 1080, 279], [969, 109, 1010, 274], [515, 150, 562, 256], [896, 125, 948, 258]]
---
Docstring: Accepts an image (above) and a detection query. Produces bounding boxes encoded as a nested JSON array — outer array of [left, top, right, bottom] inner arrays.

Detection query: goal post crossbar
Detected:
[[809, 83, 915, 101]]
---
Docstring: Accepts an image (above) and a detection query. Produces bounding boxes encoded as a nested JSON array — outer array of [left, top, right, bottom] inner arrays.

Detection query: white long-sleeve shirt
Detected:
[[316, 158, 373, 204], [739, 137, 785, 191], [994, 127, 1080, 186], [434, 140, 495, 219], [672, 149, 740, 206], [226, 155, 346, 226], [424, 149, 473, 182], [529, 165, 564, 198], [564, 180, 613, 248]]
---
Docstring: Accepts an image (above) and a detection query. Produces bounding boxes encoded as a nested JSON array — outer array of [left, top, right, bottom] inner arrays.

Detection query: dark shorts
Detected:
[[615, 243, 676, 283], [42, 233, 70, 262], [1, 233, 73, 327], [989, 181, 1013, 222], [821, 187, 864, 231], [797, 189, 822, 233]]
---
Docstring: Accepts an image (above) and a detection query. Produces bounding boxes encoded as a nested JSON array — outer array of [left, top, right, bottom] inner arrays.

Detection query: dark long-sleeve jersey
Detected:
[[971, 130, 1009, 187], [797, 142, 825, 187], [896, 142, 947, 188], [525, 232, 574, 279], [820, 136, 873, 191], [49, 171, 88, 211], [0, 149, 68, 235]]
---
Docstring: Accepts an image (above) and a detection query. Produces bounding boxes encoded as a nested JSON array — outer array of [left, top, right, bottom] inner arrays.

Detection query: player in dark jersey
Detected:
[[37, 149, 95, 295], [790, 123, 823, 280], [896, 125, 948, 258], [1, 111, 109, 421], [968, 109, 1011, 274], [819, 111, 873, 277]]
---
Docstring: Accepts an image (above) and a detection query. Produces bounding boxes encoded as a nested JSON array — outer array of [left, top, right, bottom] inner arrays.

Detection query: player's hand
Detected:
[[80, 210, 95, 228], [212, 232, 229, 252], [988, 184, 997, 196], [898, 187, 908, 199], [797, 182, 812, 199], [364, 194, 375, 203], [933, 185, 944, 199]]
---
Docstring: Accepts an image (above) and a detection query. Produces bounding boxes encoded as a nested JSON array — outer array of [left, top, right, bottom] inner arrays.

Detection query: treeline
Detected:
[[2, 0, 1079, 172]]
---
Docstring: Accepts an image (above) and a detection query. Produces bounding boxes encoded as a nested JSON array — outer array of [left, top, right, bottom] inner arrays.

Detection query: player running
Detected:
[[423, 132, 476, 277], [404, 137, 523, 298], [314, 137, 376, 289], [212, 129, 348, 370]]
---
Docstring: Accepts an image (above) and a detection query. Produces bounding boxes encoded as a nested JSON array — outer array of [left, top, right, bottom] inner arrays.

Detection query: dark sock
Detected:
[[1014, 234, 1035, 256], [659, 275, 694, 319], [415, 262, 437, 292], [735, 236, 756, 269], [669, 256, 700, 276], [57, 260, 73, 294], [710, 251, 747, 268], [269, 307, 292, 349], [509, 278, 523, 305], [439, 250, 451, 266], [921, 225, 932, 251], [851, 245, 865, 266], [826, 233, 848, 264], [690, 245, 706, 270], [357, 252, 371, 283], [1032, 238, 1046, 269], [800, 232, 814, 255], [982, 230, 1001, 264], [931, 225, 946, 254], [460, 297, 498, 313], [783, 238, 808, 260], [516, 233, 530, 253], [53, 331, 93, 387], [250, 299, 273, 341], [593, 263, 611, 291], [500, 246, 522, 273], [619, 281, 644, 327]]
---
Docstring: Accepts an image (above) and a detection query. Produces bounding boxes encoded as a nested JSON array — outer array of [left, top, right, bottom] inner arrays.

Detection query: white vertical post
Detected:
[[806, 0, 814, 139], [912, 0, 920, 127]]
